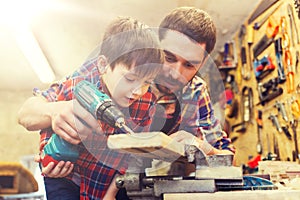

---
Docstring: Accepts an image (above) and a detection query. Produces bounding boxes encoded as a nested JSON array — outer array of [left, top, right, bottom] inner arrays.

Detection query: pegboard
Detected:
[[218, 0, 300, 167]]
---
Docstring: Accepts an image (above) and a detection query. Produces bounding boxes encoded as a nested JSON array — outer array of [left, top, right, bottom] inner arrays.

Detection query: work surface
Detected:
[[164, 189, 300, 200]]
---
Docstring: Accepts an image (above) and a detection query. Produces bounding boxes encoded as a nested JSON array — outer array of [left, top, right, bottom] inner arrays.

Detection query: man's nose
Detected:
[[169, 62, 182, 79]]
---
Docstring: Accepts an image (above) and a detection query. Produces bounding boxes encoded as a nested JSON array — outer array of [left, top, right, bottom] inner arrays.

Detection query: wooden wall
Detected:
[[220, 0, 300, 167], [0, 90, 40, 162]]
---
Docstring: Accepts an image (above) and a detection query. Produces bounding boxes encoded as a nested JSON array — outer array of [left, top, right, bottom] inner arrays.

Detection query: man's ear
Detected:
[[201, 54, 209, 66], [97, 55, 108, 74]]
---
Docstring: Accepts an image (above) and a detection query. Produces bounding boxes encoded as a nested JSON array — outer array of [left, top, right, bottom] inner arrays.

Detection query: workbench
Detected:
[[164, 189, 300, 200], [0, 192, 44, 200]]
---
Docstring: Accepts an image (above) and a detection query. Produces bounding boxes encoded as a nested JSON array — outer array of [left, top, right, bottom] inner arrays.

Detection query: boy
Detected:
[[116, 7, 235, 199], [18, 16, 164, 199]]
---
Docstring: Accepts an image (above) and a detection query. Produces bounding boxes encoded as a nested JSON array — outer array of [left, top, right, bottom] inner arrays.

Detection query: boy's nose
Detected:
[[131, 86, 143, 96]]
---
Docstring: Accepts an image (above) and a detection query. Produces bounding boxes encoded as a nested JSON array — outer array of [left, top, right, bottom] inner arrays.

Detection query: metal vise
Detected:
[[115, 146, 242, 200]]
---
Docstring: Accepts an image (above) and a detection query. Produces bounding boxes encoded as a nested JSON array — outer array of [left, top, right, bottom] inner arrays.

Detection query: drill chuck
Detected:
[[96, 101, 126, 128]]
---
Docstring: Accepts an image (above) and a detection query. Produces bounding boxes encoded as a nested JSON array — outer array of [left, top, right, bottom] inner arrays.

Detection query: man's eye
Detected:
[[184, 62, 194, 68], [165, 56, 176, 63]]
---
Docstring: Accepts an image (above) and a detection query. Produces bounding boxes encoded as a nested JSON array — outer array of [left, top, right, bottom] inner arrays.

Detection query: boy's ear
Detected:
[[97, 55, 108, 74]]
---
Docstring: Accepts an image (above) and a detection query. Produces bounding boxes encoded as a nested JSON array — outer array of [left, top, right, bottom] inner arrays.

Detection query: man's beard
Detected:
[[155, 75, 185, 95]]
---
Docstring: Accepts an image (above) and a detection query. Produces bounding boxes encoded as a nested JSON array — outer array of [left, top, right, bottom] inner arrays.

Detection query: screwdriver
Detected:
[[284, 49, 295, 93], [256, 110, 263, 155]]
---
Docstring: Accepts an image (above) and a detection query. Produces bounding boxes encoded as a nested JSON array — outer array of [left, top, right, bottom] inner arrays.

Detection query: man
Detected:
[[152, 7, 234, 155]]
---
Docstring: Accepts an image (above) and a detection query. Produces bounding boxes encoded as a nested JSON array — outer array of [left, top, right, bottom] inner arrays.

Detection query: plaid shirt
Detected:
[[39, 58, 156, 199], [153, 76, 235, 152]]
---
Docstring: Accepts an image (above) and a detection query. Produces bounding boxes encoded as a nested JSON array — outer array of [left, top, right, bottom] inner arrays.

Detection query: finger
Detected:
[[42, 162, 55, 175], [73, 99, 100, 131], [47, 161, 65, 177], [34, 155, 41, 162], [58, 162, 74, 177], [54, 127, 81, 144]]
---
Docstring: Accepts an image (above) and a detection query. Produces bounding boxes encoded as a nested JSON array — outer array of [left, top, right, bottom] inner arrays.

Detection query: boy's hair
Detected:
[[159, 7, 216, 54], [100, 16, 164, 77]]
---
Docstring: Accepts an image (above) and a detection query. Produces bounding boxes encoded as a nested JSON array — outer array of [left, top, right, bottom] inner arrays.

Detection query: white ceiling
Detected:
[[0, 0, 261, 91]]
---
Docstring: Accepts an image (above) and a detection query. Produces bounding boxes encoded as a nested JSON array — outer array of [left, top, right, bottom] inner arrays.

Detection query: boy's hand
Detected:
[[35, 155, 74, 178], [50, 99, 101, 144]]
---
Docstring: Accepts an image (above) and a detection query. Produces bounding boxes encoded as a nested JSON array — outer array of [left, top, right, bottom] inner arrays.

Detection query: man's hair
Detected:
[[100, 16, 164, 77], [159, 7, 216, 54]]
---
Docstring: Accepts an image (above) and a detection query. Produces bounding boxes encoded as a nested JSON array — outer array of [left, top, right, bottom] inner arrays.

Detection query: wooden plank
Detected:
[[164, 190, 300, 200], [107, 132, 185, 162]]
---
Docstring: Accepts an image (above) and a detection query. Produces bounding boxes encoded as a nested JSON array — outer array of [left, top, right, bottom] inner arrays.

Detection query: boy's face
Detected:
[[103, 63, 155, 107], [156, 30, 206, 94]]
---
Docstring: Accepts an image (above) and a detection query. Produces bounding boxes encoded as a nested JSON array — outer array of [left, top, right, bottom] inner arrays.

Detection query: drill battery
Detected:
[[41, 134, 79, 167]]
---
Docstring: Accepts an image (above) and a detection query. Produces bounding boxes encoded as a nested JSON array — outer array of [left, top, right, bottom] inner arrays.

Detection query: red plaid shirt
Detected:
[[153, 76, 235, 153], [39, 58, 156, 199]]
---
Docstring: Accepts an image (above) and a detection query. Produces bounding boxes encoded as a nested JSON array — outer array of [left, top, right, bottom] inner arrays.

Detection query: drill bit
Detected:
[[120, 123, 134, 134]]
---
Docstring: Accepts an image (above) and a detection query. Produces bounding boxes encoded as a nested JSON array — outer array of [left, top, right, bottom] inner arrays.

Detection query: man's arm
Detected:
[[18, 96, 55, 131], [179, 77, 235, 154], [17, 96, 86, 144]]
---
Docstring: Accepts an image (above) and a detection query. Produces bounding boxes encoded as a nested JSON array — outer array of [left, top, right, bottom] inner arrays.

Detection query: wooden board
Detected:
[[107, 132, 185, 162], [164, 190, 300, 200]]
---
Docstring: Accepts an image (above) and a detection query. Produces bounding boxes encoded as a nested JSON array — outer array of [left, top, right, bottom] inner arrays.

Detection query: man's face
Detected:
[[103, 63, 155, 107], [156, 30, 206, 94]]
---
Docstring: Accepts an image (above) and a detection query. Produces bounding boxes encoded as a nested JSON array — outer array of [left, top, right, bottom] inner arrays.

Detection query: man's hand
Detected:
[[35, 155, 74, 178], [170, 130, 234, 156], [169, 130, 214, 155], [50, 99, 101, 144]]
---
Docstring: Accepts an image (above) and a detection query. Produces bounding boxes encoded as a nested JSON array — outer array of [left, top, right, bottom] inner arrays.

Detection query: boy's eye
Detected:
[[125, 76, 135, 82], [145, 80, 153, 85]]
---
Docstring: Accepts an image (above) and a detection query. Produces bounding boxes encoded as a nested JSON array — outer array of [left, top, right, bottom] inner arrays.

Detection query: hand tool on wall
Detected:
[[291, 119, 299, 162], [287, 4, 300, 45], [248, 0, 279, 24], [253, 16, 279, 58], [284, 50, 295, 93], [247, 26, 254, 73], [281, 126, 292, 140], [225, 74, 239, 94], [41, 80, 133, 167], [291, 97, 300, 119], [275, 100, 288, 122], [288, 97, 300, 161], [257, 77, 283, 106], [256, 110, 263, 155], [253, 2, 282, 30], [231, 86, 253, 132], [254, 55, 275, 81], [273, 132, 281, 160], [265, 132, 277, 160], [268, 113, 282, 133], [238, 24, 246, 48], [222, 41, 237, 69], [241, 47, 251, 80], [295, 0, 300, 19], [274, 38, 286, 83], [296, 51, 299, 73], [239, 25, 251, 80]]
